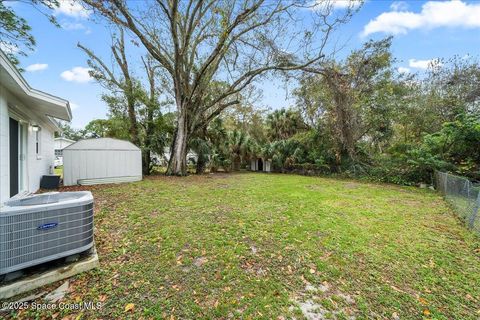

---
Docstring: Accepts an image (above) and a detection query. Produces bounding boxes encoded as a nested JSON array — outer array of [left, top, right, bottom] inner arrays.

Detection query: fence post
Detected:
[[443, 172, 448, 195], [469, 192, 480, 229]]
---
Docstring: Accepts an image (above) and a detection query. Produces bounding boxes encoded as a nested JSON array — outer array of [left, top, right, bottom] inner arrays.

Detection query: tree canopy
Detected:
[[80, 0, 357, 175], [0, 0, 59, 66]]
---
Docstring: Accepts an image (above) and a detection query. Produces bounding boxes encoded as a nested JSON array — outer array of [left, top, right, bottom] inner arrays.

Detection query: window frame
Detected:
[[35, 127, 42, 159]]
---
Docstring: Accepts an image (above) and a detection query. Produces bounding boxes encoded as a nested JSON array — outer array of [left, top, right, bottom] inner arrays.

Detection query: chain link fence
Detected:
[[435, 171, 480, 235]]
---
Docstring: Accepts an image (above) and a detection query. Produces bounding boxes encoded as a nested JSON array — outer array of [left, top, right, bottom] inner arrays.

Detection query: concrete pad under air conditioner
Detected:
[[0, 248, 99, 300]]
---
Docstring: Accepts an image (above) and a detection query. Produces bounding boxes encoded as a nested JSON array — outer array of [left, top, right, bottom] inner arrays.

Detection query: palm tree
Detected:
[[189, 118, 229, 174], [189, 135, 211, 174], [228, 130, 251, 171], [266, 108, 306, 141]]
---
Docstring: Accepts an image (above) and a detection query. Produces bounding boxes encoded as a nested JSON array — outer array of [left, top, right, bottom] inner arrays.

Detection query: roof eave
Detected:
[[0, 49, 72, 122]]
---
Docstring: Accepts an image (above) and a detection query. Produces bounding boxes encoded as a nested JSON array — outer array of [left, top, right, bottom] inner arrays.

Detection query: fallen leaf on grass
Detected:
[[124, 303, 135, 312], [193, 256, 208, 267], [418, 297, 428, 305], [390, 285, 407, 294], [423, 309, 430, 316], [321, 252, 333, 260], [287, 265, 293, 274]]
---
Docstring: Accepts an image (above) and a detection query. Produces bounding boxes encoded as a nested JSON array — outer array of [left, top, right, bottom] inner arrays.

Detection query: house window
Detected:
[[32, 125, 41, 158], [55, 149, 63, 157], [36, 131, 40, 154]]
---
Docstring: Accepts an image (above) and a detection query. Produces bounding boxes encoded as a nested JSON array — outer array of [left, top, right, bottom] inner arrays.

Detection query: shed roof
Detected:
[[64, 138, 140, 151], [54, 137, 76, 143]]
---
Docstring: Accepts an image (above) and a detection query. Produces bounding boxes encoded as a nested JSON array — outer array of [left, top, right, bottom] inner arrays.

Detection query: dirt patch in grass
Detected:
[[305, 184, 323, 191], [291, 281, 357, 320], [343, 182, 361, 189]]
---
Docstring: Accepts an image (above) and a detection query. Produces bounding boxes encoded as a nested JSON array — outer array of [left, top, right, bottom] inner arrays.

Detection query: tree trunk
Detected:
[[142, 102, 155, 176], [196, 153, 207, 174], [166, 109, 188, 175], [126, 95, 140, 146], [233, 156, 241, 171], [142, 150, 151, 175], [195, 126, 209, 174]]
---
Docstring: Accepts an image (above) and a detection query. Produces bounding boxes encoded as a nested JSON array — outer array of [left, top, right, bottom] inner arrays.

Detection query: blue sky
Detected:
[[9, 0, 480, 128]]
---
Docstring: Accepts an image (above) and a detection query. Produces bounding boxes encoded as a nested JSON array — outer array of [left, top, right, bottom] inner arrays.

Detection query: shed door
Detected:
[[9, 117, 19, 197], [257, 158, 263, 171]]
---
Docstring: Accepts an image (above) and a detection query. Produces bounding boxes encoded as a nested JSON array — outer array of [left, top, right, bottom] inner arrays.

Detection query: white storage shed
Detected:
[[63, 138, 142, 186], [250, 157, 272, 172]]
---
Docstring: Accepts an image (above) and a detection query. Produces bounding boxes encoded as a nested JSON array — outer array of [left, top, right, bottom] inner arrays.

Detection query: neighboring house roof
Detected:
[[64, 138, 140, 151], [0, 49, 72, 125], [54, 137, 76, 144]]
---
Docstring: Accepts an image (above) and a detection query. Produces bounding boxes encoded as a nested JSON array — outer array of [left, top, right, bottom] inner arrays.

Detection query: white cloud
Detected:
[[61, 21, 86, 31], [390, 1, 408, 11], [362, 0, 480, 36], [313, 0, 363, 10], [25, 63, 48, 72], [408, 58, 441, 70], [332, 0, 363, 10], [397, 67, 410, 73], [70, 102, 80, 110], [54, 0, 91, 19], [60, 20, 92, 34], [0, 43, 19, 54], [60, 67, 92, 83]]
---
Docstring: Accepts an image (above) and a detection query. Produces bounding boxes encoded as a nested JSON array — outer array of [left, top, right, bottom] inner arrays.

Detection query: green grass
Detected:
[[9, 173, 480, 319]]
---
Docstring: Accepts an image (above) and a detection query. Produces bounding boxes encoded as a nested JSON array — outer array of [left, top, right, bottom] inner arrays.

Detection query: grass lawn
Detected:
[[10, 173, 480, 319]]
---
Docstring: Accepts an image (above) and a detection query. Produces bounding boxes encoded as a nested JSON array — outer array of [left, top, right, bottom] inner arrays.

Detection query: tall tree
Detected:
[[296, 37, 394, 166], [82, 118, 130, 140], [79, 28, 168, 175], [139, 56, 164, 174], [78, 28, 141, 146], [223, 101, 268, 144], [424, 56, 480, 123], [81, 0, 357, 175], [228, 129, 252, 171], [266, 108, 306, 141], [0, 0, 59, 66], [55, 121, 84, 141]]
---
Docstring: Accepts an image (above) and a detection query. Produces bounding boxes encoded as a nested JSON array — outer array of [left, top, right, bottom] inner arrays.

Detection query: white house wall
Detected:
[[0, 85, 9, 204], [0, 85, 56, 204], [28, 125, 55, 193], [54, 138, 74, 150]]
